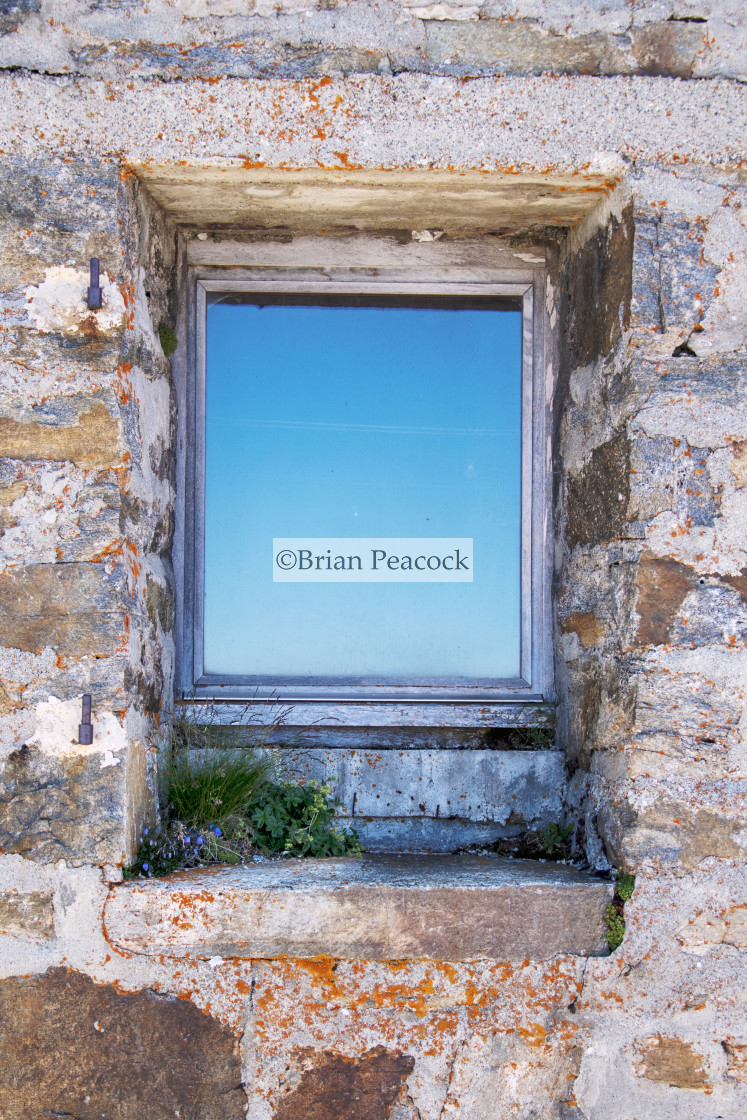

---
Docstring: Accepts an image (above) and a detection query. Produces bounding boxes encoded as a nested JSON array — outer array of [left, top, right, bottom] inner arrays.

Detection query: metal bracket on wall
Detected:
[[87, 258, 102, 310], [78, 693, 94, 745]]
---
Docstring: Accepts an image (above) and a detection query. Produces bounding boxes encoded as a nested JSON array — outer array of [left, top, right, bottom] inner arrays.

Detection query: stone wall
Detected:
[[0, 2, 746, 1118]]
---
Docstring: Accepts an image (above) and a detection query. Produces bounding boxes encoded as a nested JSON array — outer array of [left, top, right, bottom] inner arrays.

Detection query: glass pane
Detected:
[[204, 297, 523, 681]]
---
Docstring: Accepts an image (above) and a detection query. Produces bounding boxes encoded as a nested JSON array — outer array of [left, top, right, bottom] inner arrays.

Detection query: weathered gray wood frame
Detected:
[[174, 240, 553, 726]]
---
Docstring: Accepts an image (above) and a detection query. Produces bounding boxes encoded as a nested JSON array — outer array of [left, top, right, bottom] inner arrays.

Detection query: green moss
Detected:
[[159, 324, 178, 357]]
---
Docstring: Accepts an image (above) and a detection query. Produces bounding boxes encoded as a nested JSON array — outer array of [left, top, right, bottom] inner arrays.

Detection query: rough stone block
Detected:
[[599, 797, 747, 873], [631, 213, 720, 346], [105, 856, 613, 961], [0, 401, 120, 467], [635, 553, 698, 646], [0, 562, 123, 657], [424, 20, 706, 79], [561, 206, 634, 371], [633, 1035, 709, 1090], [275, 1047, 414, 1120], [0, 888, 54, 938], [0, 968, 245, 1120], [0, 0, 39, 38], [566, 432, 631, 549], [0, 745, 131, 865]]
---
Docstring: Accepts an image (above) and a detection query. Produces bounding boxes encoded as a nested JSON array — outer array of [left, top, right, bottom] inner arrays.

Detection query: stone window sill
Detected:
[[105, 855, 612, 961]]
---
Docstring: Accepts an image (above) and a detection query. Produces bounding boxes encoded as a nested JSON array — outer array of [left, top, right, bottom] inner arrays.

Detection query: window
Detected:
[[177, 242, 551, 715]]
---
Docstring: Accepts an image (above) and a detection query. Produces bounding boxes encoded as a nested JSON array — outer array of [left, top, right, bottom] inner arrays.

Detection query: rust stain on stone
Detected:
[[561, 610, 605, 648], [275, 1046, 414, 1120], [0, 402, 120, 468], [729, 440, 747, 488], [724, 1040, 747, 1083], [635, 553, 695, 646], [634, 1035, 709, 1090]]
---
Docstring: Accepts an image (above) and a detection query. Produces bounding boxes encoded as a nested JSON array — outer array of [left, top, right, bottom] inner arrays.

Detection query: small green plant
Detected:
[[250, 781, 362, 857], [159, 324, 178, 357], [539, 820, 574, 859], [124, 819, 256, 879], [616, 873, 635, 902], [606, 872, 636, 951], [605, 904, 626, 951], [519, 727, 555, 747], [124, 702, 362, 878]]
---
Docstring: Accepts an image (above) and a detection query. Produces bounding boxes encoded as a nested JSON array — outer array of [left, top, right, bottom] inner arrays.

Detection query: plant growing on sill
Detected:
[[249, 780, 362, 858], [606, 872, 636, 951], [539, 820, 574, 860], [124, 701, 362, 878]]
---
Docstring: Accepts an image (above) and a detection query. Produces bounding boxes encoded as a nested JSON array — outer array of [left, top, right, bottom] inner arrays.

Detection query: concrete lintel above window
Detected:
[[134, 164, 622, 238]]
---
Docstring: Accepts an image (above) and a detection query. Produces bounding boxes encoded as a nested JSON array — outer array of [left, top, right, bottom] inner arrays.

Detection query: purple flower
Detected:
[[196, 836, 203, 846], [142, 862, 149, 871], [213, 827, 222, 837], [143, 827, 149, 836]]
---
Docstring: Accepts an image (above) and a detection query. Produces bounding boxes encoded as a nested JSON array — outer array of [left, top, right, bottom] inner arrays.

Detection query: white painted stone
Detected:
[[11, 696, 129, 762], [25, 266, 125, 335]]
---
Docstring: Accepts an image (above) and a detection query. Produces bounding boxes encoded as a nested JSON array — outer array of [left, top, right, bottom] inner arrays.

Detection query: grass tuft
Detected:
[[167, 747, 273, 828]]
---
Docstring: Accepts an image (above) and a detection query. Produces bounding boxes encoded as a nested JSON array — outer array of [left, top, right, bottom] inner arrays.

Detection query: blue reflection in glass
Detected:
[[204, 300, 522, 680]]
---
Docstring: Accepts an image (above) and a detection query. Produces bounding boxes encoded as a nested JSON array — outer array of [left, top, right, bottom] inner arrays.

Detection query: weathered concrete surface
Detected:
[[297, 747, 565, 829], [333, 815, 541, 853], [2, 75, 745, 173], [105, 856, 612, 960], [0, 1, 743, 81], [0, 967, 245, 1120], [136, 166, 620, 236]]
